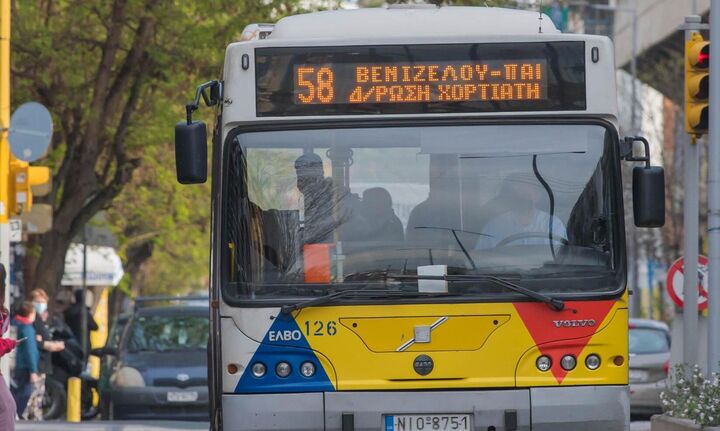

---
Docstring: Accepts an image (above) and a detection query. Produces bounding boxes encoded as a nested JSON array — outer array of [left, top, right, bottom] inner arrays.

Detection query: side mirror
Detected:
[[175, 121, 208, 184], [174, 80, 220, 185], [633, 166, 665, 227], [623, 136, 665, 228]]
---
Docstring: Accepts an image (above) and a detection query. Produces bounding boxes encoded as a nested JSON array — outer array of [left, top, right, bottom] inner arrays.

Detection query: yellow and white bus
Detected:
[[175, 6, 665, 431]]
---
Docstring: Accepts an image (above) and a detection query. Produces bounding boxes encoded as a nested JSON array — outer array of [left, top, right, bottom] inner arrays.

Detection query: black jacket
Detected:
[[33, 317, 53, 375], [63, 304, 98, 355]]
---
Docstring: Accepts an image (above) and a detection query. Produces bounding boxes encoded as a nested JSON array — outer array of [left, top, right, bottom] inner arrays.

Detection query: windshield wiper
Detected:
[[280, 289, 459, 315], [387, 273, 565, 311], [413, 226, 490, 270]]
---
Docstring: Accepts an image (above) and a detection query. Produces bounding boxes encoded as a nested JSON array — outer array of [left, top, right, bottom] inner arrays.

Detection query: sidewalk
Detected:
[[17, 420, 208, 430]]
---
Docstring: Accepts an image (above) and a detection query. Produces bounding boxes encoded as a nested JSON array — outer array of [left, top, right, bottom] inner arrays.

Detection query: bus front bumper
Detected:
[[221, 385, 629, 431]]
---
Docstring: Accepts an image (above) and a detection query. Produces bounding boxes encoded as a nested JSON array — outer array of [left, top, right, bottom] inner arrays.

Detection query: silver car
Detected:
[[629, 318, 671, 416]]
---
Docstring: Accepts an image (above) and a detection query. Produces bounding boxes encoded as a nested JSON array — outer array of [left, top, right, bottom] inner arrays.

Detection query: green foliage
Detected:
[[662, 364, 720, 426], [11, 0, 306, 295], [107, 142, 211, 295], [102, 1, 308, 296]]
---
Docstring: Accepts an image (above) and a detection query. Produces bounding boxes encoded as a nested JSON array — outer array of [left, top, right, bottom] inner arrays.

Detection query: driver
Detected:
[[295, 153, 336, 243], [294, 153, 364, 243], [475, 174, 567, 249]]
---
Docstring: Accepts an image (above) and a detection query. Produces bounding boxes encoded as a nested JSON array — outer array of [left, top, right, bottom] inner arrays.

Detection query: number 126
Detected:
[[304, 320, 337, 336]]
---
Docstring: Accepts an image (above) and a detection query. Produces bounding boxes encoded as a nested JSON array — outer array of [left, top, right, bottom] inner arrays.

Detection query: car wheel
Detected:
[[42, 378, 66, 420]]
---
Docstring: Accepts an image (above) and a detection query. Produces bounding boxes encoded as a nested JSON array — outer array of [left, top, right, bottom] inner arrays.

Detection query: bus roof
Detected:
[[269, 6, 559, 40], [221, 7, 618, 126]]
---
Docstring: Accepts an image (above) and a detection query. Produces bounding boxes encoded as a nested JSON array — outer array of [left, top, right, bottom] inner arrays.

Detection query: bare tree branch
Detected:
[[101, 53, 149, 184], [101, 0, 159, 127], [80, 0, 128, 161]]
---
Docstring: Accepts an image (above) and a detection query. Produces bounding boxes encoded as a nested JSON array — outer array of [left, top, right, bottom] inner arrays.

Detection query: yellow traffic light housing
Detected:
[[685, 32, 710, 136], [9, 158, 50, 215]]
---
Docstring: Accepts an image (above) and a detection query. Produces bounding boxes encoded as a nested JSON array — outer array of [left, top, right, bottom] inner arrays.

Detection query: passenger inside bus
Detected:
[[475, 173, 567, 249], [405, 155, 461, 245], [294, 153, 336, 244], [360, 187, 404, 242]]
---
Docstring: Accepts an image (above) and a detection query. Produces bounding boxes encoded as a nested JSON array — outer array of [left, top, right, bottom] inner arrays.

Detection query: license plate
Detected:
[[167, 391, 198, 402], [384, 414, 472, 431], [629, 369, 649, 382]]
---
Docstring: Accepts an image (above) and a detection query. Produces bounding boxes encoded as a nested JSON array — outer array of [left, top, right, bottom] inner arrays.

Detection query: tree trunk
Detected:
[[108, 240, 153, 318], [30, 231, 74, 297]]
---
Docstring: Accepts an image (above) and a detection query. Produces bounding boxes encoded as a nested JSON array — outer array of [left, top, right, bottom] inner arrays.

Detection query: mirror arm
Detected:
[[185, 80, 221, 125], [622, 136, 651, 168]]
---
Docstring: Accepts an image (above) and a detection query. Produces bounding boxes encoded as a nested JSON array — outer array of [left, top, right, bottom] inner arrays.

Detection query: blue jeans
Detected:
[[12, 368, 31, 416]]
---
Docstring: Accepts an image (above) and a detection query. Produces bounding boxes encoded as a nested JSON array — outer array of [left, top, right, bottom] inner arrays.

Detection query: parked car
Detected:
[[629, 318, 671, 416], [94, 303, 209, 420], [95, 313, 130, 417]]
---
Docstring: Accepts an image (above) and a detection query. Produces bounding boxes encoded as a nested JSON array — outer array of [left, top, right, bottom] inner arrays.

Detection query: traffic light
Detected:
[[8, 158, 50, 215], [685, 32, 710, 136]]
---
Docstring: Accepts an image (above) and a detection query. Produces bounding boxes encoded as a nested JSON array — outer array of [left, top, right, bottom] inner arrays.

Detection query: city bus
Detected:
[[174, 6, 665, 431]]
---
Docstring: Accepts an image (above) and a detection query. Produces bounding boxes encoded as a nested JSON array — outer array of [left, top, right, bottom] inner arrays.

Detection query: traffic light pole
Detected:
[[0, 0, 11, 383], [708, 1, 720, 374], [684, 15, 703, 369]]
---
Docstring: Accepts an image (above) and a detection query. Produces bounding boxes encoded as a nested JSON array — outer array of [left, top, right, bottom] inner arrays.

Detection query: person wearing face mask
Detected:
[[476, 174, 567, 250], [29, 288, 64, 419]]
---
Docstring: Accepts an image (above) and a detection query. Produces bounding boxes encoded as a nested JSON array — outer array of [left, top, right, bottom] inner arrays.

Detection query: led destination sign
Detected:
[[294, 60, 547, 105], [255, 42, 585, 116]]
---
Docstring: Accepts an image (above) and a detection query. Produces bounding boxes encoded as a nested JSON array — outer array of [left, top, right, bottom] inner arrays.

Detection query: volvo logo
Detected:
[[176, 373, 190, 382], [552, 319, 596, 328], [413, 355, 434, 376]]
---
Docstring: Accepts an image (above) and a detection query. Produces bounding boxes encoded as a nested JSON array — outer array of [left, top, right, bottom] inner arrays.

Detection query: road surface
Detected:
[[17, 421, 208, 430], [17, 420, 651, 430]]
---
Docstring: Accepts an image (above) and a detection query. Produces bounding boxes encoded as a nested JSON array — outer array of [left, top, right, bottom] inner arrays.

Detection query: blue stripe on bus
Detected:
[[235, 313, 335, 393]]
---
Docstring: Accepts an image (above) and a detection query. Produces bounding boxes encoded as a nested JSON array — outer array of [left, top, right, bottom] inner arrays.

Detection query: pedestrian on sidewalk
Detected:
[[0, 264, 18, 431], [11, 302, 39, 418], [28, 288, 64, 420], [63, 289, 98, 359]]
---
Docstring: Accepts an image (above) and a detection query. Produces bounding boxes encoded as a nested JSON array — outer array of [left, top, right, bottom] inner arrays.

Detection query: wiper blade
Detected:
[[387, 273, 565, 311], [280, 289, 459, 315]]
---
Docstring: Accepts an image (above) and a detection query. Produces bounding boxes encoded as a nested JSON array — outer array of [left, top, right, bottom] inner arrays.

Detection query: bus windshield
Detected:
[[223, 123, 621, 302]]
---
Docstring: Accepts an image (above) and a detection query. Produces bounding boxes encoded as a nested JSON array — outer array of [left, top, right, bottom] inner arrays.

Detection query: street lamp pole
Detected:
[[682, 15, 705, 369], [707, 0, 720, 374], [0, 0, 11, 385], [81, 225, 88, 362]]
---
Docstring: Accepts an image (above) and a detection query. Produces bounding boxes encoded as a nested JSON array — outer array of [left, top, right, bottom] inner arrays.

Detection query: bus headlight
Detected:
[[111, 366, 145, 388], [300, 361, 316, 377], [560, 355, 577, 371], [585, 354, 601, 370], [536, 355, 552, 372], [275, 361, 292, 378], [251, 362, 266, 378]]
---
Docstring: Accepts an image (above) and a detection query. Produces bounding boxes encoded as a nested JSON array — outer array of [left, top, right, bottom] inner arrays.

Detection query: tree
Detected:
[[107, 142, 210, 300], [11, 0, 301, 296]]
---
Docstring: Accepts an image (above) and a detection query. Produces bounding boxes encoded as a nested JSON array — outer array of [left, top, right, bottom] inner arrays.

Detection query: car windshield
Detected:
[[127, 314, 208, 353], [223, 124, 621, 301], [629, 327, 670, 354]]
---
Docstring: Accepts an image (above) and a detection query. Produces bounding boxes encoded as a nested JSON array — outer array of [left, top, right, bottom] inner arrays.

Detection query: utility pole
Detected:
[[0, 0, 11, 382], [708, 0, 720, 374], [683, 15, 706, 368]]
